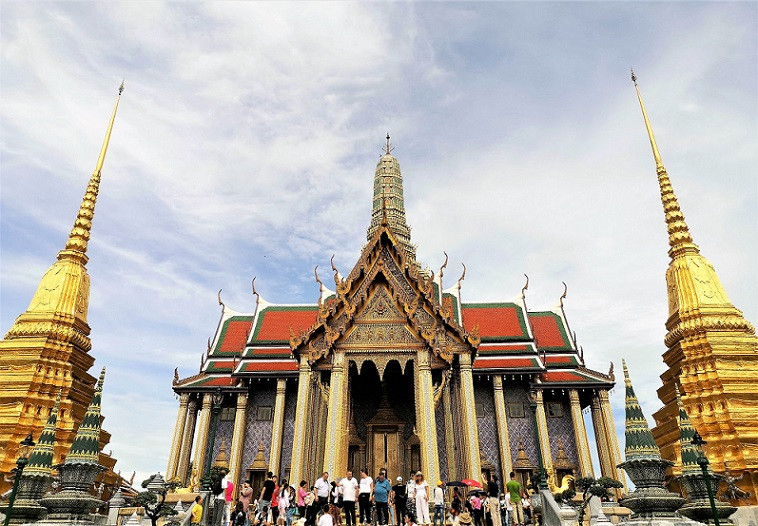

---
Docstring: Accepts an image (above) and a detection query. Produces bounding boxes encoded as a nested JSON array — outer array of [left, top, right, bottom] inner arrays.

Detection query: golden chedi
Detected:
[[631, 71, 758, 504], [0, 83, 124, 494]]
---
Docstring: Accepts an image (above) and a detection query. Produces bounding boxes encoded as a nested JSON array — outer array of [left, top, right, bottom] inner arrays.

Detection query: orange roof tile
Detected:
[[461, 303, 528, 340], [527, 312, 572, 349], [251, 306, 318, 343]]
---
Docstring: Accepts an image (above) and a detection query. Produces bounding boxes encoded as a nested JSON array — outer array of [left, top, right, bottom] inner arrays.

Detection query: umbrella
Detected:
[[446, 481, 468, 487], [467, 489, 486, 497], [460, 479, 482, 488]]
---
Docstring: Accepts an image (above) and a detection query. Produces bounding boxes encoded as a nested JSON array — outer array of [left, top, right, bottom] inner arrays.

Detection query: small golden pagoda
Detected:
[[631, 71, 758, 504], [0, 82, 125, 494]]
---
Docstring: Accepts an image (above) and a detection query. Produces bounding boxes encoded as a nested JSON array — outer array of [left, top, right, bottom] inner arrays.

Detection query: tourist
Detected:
[[272, 476, 281, 526], [319, 504, 334, 526], [498, 494, 508, 526], [234, 502, 248, 526], [305, 486, 318, 526], [259, 472, 277, 524], [358, 468, 374, 526], [279, 480, 292, 526], [225, 473, 236, 526], [373, 471, 392, 526], [298, 481, 309, 519], [470, 492, 482, 526], [404, 511, 418, 526], [487, 476, 500, 526], [505, 474, 522, 526], [338, 470, 359, 526], [391, 477, 406, 525], [191, 495, 204, 526], [432, 481, 444, 526], [241, 482, 254, 517], [457, 511, 473, 526], [405, 471, 416, 517], [520, 496, 530, 526], [316, 472, 331, 508], [331, 481, 343, 526], [411, 472, 430, 526]]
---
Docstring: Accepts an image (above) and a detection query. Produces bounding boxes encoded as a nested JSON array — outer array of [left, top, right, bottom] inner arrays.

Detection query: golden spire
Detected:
[[631, 70, 697, 257], [60, 80, 124, 261]]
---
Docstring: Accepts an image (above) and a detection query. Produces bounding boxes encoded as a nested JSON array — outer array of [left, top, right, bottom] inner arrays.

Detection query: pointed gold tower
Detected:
[[631, 71, 758, 504], [0, 82, 124, 493]]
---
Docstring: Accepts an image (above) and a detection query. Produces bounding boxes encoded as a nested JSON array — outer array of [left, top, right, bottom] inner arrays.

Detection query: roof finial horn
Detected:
[[521, 273, 529, 299], [560, 281, 568, 308]]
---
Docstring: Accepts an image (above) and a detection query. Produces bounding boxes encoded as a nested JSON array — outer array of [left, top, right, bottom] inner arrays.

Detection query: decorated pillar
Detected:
[[492, 375, 513, 478], [590, 394, 614, 478], [323, 351, 349, 476], [191, 394, 213, 486], [442, 384, 457, 481], [415, 350, 440, 485], [534, 389, 553, 476], [568, 389, 594, 477], [229, 391, 248, 487], [269, 379, 287, 477], [176, 397, 198, 484], [166, 393, 190, 480], [599, 389, 628, 490], [458, 353, 481, 478], [290, 357, 313, 485]]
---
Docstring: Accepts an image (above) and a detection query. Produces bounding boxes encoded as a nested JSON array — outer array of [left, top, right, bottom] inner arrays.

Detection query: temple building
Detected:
[[169, 136, 625, 494], [0, 84, 125, 495], [632, 72, 758, 504]]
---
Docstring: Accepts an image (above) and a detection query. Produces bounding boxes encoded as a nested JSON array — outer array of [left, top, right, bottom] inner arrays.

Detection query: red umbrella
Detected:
[[460, 479, 482, 488]]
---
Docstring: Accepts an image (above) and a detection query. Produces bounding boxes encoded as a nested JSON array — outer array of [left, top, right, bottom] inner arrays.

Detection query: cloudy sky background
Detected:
[[1, 2, 756, 485]]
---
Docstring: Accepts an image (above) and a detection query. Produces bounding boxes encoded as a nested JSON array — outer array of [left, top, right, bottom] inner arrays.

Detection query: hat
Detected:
[[415, 471, 423, 477], [458, 512, 473, 525], [397, 477, 403, 482], [437, 480, 443, 487]]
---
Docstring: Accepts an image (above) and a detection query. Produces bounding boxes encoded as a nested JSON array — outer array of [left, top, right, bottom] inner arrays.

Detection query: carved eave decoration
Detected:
[[290, 224, 479, 366]]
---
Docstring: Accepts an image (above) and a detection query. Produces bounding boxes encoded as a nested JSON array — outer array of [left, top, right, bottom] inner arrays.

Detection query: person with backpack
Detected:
[[233, 502, 247, 526]]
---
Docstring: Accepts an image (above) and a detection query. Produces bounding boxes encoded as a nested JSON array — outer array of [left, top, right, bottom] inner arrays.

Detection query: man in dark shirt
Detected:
[[391, 477, 406, 525], [258, 472, 276, 523], [487, 476, 501, 526]]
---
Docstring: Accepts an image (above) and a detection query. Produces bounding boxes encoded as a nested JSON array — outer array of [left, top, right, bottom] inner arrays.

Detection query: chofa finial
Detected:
[[119, 79, 125, 95], [439, 251, 449, 279], [217, 289, 224, 307], [251, 277, 259, 298], [630, 68, 637, 85], [521, 273, 529, 299], [559, 281, 567, 307]]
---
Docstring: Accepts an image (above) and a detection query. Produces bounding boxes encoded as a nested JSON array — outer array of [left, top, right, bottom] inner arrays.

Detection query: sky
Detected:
[[1, 2, 756, 486]]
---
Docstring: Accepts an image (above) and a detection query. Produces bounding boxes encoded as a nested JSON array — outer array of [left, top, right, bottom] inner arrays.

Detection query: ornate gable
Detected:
[[290, 224, 479, 366]]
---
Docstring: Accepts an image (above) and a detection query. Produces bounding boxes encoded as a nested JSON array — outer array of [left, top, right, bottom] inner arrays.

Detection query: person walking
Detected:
[[271, 476, 281, 526], [298, 481, 309, 519], [391, 477, 406, 525], [338, 470, 359, 526], [305, 487, 319, 526], [191, 495, 204, 526], [331, 481, 343, 526], [316, 473, 331, 508], [432, 481, 444, 526], [373, 471, 392, 526], [358, 469, 374, 526], [505, 474, 522, 526], [487, 476, 500, 526], [470, 493, 483, 526], [279, 481, 292, 526], [259, 472, 277, 525], [411, 472, 430, 526], [405, 472, 416, 520], [498, 494, 508, 526]]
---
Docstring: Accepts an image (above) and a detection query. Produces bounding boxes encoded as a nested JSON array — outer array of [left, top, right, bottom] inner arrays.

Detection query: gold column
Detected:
[[442, 384, 457, 481], [290, 357, 313, 485], [590, 394, 613, 478], [458, 353, 481, 478], [599, 389, 628, 491], [269, 379, 287, 477], [568, 389, 594, 477], [177, 397, 198, 484], [191, 394, 213, 486], [166, 393, 190, 480], [492, 375, 513, 477], [229, 391, 248, 487], [415, 351, 440, 485], [323, 351, 349, 476], [534, 390, 553, 476]]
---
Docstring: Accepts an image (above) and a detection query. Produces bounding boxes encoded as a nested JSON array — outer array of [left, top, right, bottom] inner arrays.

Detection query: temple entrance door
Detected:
[[372, 427, 400, 477]]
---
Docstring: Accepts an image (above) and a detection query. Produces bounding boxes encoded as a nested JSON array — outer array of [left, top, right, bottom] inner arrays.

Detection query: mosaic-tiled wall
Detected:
[[503, 383, 538, 467], [240, 385, 277, 484], [280, 383, 297, 477], [207, 403, 235, 468], [435, 400, 448, 481], [474, 379, 502, 480], [543, 394, 579, 471]]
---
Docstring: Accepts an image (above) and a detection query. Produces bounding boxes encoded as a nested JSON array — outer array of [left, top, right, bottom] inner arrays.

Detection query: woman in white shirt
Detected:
[[358, 469, 374, 526], [411, 472, 431, 526]]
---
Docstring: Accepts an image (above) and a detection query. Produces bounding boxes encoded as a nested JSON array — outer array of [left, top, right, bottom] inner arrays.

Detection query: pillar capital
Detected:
[[568, 389, 581, 406], [178, 392, 190, 407], [493, 374, 504, 392], [459, 352, 473, 368], [201, 392, 213, 409], [236, 391, 248, 409], [188, 397, 198, 412]]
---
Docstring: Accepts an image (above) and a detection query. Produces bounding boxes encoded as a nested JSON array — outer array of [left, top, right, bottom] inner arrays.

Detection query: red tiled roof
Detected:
[[214, 316, 253, 355], [528, 312, 572, 349], [477, 344, 532, 355], [239, 360, 298, 373], [541, 370, 606, 384], [461, 303, 528, 340], [251, 306, 318, 343], [205, 360, 236, 372], [473, 356, 542, 369], [248, 347, 292, 358]]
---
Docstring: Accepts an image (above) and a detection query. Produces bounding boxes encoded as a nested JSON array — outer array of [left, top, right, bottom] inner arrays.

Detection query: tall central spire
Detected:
[[367, 133, 416, 259], [631, 70, 697, 258], [61, 81, 124, 262]]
